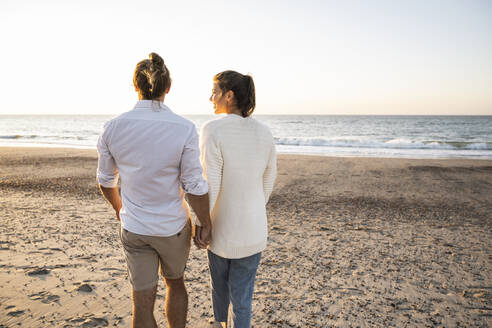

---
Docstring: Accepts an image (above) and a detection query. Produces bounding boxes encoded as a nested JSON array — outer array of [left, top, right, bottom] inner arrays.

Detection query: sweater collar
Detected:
[[226, 113, 248, 119]]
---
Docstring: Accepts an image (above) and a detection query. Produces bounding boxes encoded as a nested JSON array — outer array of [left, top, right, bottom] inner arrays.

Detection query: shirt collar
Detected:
[[133, 100, 169, 111]]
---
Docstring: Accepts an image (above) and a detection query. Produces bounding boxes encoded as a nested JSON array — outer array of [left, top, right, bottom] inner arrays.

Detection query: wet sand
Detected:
[[0, 147, 491, 327]]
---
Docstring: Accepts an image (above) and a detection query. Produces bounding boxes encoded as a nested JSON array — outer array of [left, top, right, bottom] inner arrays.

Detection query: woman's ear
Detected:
[[226, 90, 234, 103]]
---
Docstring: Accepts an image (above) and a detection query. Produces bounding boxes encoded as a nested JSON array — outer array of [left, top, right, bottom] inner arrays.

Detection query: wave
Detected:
[[0, 134, 89, 140], [0, 135, 37, 139], [274, 137, 492, 150], [2, 134, 491, 152]]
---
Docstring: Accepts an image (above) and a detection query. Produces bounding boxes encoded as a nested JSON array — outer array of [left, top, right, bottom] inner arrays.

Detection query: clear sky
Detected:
[[1, 0, 491, 115]]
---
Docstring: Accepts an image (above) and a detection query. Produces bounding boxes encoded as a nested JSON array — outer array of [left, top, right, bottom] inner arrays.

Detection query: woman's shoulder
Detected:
[[201, 115, 231, 135], [249, 117, 274, 138]]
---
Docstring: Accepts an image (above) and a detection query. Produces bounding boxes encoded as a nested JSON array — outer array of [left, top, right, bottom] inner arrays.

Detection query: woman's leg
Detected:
[[208, 250, 231, 323], [227, 252, 261, 328]]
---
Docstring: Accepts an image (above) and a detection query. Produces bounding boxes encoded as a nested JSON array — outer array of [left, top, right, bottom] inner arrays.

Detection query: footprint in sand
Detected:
[[7, 310, 25, 317], [29, 291, 60, 304], [27, 268, 50, 276], [101, 267, 126, 277], [75, 283, 93, 292], [65, 314, 108, 327]]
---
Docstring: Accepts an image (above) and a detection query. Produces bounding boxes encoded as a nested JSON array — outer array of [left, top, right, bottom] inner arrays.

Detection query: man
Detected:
[[97, 53, 211, 328]]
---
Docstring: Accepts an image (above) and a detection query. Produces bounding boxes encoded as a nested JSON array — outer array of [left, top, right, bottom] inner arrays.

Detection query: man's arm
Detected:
[[179, 126, 212, 248], [99, 185, 122, 221], [97, 122, 121, 221], [187, 193, 211, 248]]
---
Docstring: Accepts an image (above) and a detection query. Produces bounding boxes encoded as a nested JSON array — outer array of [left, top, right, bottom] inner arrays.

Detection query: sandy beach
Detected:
[[0, 147, 491, 327]]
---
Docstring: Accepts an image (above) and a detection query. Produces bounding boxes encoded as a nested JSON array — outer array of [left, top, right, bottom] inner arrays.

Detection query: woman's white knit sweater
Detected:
[[199, 114, 277, 259]]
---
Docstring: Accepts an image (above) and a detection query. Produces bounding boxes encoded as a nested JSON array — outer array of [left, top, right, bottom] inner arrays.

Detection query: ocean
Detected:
[[1, 115, 491, 159]]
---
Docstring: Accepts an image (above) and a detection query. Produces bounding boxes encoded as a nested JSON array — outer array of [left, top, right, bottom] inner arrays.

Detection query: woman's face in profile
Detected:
[[210, 82, 227, 114]]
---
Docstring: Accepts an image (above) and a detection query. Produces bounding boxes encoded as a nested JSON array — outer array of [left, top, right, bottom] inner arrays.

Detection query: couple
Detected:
[[96, 52, 277, 328]]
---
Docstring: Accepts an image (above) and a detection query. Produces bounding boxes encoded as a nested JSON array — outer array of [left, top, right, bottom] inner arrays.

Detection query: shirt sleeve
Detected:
[[179, 126, 209, 196], [96, 122, 119, 188], [263, 141, 277, 204], [200, 124, 223, 217]]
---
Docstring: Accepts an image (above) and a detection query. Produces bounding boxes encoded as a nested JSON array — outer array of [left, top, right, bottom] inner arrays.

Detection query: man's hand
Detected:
[[187, 193, 212, 249], [193, 225, 211, 249], [99, 185, 122, 221]]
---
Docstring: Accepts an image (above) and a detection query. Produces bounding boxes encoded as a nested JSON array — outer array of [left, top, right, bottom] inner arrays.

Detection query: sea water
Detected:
[[1, 115, 491, 159]]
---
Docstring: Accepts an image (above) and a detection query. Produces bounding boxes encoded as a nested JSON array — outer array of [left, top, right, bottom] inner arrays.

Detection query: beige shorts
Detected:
[[120, 220, 191, 291]]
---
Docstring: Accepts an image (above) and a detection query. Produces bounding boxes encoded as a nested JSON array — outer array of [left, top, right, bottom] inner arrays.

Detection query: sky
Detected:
[[0, 0, 491, 115]]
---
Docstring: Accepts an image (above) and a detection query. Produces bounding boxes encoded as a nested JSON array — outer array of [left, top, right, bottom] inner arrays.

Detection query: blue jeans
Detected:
[[207, 250, 262, 328]]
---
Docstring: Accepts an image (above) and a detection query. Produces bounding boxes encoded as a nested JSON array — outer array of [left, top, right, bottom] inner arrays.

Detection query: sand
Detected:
[[0, 147, 491, 327]]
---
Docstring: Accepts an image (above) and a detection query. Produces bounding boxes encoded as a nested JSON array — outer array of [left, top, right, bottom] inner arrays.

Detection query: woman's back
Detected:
[[200, 114, 276, 259]]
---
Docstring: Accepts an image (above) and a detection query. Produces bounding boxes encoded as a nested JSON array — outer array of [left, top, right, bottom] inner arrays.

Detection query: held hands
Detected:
[[193, 225, 211, 249]]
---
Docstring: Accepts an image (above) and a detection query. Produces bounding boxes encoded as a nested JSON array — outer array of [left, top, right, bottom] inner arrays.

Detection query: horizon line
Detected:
[[1, 113, 492, 117]]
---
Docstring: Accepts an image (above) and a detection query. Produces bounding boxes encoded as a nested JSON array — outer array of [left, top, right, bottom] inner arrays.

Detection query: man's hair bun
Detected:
[[149, 52, 164, 69], [133, 52, 171, 100]]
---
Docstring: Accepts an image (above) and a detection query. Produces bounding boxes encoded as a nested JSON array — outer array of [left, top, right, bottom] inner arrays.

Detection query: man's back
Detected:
[[97, 100, 207, 236], [96, 52, 211, 328]]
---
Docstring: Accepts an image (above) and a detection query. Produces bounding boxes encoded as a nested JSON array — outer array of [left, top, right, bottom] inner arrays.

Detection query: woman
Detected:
[[198, 71, 277, 327]]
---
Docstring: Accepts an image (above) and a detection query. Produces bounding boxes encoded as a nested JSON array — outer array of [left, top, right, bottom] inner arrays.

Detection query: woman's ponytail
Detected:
[[243, 75, 256, 117]]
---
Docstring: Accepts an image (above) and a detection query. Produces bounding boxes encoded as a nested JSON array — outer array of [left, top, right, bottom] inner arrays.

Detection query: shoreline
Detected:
[[1, 143, 492, 161], [1, 147, 491, 327]]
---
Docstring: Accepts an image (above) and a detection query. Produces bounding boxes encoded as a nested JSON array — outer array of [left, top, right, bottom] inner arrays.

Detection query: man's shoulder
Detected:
[[162, 110, 196, 129], [111, 108, 195, 130], [102, 111, 128, 130], [104, 109, 135, 124]]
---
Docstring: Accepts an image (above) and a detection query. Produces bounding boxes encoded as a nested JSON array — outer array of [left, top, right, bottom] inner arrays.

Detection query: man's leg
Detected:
[[208, 250, 231, 324], [151, 221, 192, 327], [228, 252, 261, 328], [132, 286, 158, 328], [120, 228, 160, 328], [164, 276, 188, 328]]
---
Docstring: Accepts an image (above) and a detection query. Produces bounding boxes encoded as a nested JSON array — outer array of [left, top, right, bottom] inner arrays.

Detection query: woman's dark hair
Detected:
[[133, 53, 171, 100], [214, 70, 256, 117]]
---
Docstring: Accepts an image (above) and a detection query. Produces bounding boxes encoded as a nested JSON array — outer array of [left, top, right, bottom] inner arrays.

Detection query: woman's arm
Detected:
[[263, 143, 277, 204], [200, 126, 223, 214]]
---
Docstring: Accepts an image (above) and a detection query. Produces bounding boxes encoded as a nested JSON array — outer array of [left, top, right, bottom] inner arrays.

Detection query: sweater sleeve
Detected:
[[200, 124, 223, 216], [263, 142, 277, 204]]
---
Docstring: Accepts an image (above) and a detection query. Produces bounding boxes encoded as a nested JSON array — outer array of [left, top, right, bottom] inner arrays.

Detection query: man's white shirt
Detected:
[[97, 100, 208, 236]]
